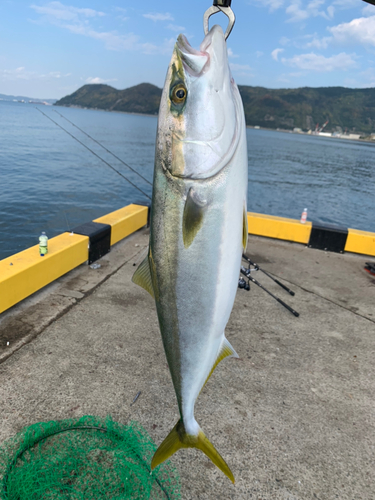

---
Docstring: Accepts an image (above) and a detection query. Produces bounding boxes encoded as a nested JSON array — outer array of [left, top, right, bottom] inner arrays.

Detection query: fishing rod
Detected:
[[240, 265, 299, 317], [53, 108, 152, 187], [242, 254, 295, 296], [35, 107, 152, 201]]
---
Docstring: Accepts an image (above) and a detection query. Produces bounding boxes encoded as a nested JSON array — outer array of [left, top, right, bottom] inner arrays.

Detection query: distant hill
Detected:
[[55, 83, 375, 134], [0, 93, 56, 104], [55, 83, 161, 115], [238, 86, 375, 134]]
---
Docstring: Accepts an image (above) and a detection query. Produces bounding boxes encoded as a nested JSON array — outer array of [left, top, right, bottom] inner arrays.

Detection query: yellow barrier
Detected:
[[345, 228, 375, 257], [247, 212, 312, 244], [94, 204, 148, 246], [0, 233, 88, 314], [0, 203, 149, 314], [1, 204, 373, 315]]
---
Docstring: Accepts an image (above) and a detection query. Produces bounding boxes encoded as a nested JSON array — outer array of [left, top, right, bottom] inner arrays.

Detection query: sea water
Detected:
[[0, 100, 374, 260]]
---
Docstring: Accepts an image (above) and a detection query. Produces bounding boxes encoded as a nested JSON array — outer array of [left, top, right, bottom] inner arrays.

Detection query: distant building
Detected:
[[341, 134, 361, 140]]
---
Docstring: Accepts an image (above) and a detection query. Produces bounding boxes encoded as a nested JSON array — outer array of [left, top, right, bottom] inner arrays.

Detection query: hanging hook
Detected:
[[203, 0, 236, 40]]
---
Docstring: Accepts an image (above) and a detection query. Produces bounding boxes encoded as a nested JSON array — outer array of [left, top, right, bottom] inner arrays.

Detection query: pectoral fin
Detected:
[[183, 188, 207, 248], [132, 254, 155, 298], [243, 204, 248, 251]]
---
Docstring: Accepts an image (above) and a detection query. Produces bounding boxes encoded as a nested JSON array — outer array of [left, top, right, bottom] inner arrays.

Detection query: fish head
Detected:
[[157, 25, 240, 180]]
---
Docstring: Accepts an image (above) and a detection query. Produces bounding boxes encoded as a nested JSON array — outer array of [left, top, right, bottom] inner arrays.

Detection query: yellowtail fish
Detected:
[[133, 24, 248, 483]]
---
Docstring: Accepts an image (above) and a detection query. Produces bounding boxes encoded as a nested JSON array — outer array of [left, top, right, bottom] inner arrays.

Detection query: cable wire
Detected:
[[53, 108, 152, 187], [35, 107, 151, 201]]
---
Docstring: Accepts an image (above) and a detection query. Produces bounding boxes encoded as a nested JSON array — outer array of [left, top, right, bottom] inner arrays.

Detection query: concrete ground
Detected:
[[0, 229, 374, 500]]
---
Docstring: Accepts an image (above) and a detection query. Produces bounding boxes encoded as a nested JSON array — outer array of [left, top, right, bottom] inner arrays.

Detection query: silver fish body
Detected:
[[133, 25, 248, 482]]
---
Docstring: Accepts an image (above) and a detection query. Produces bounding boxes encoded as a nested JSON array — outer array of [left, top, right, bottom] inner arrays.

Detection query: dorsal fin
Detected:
[[132, 254, 155, 298], [243, 203, 248, 251], [202, 337, 238, 391], [183, 188, 207, 248]]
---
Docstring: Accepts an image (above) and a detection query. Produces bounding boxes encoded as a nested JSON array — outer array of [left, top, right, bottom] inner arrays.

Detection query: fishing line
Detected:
[[53, 108, 152, 187], [35, 107, 152, 201]]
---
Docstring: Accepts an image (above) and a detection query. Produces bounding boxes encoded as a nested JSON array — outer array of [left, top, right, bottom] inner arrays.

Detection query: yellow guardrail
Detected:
[[1, 204, 373, 315], [247, 212, 375, 256], [94, 204, 148, 246], [0, 233, 89, 314], [0, 204, 148, 314], [247, 212, 312, 244], [345, 228, 375, 256]]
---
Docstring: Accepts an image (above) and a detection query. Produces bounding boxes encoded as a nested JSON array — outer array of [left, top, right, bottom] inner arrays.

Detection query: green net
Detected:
[[0, 416, 180, 500]]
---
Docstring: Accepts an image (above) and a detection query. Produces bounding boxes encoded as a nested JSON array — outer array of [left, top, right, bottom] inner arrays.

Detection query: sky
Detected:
[[1, 0, 375, 99]]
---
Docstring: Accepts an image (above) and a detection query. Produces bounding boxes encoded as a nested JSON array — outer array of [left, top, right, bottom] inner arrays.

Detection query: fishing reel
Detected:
[[238, 277, 250, 291], [237, 254, 300, 317]]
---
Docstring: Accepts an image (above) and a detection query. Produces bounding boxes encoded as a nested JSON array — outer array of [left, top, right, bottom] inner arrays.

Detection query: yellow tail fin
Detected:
[[151, 420, 235, 483]]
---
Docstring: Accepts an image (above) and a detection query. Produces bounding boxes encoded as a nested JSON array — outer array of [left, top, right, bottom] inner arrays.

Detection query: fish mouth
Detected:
[[176, 35, 209, 77], [176, 26, 224, 77]]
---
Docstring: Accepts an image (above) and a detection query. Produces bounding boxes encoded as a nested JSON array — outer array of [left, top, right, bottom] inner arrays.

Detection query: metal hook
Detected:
[[203, 3, 236, 40]]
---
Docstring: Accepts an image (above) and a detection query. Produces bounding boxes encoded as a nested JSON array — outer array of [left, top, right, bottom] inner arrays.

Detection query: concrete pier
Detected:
[[0, 229, 374, 499]]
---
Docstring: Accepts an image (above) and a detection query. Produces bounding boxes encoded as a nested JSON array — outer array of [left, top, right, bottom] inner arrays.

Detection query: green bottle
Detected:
[[39, 231, 48, 256]]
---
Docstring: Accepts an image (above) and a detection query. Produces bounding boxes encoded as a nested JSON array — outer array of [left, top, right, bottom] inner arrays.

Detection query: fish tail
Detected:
[[151, 419, 235, 483]]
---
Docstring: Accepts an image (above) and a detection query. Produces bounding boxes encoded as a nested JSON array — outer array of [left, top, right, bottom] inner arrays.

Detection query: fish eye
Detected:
[[171, 84, 187, 105]]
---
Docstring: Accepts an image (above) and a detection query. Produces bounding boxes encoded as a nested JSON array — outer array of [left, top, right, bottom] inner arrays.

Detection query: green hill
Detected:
[[55, 83, 161, 115], [55, 83, 375, 134], [238, 86, 375, 134]]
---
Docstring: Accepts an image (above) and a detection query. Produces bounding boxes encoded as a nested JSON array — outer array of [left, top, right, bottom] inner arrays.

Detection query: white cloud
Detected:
[[85, 77, 118, 84], [271, 48, 284, 61], [344, 67, 375, 87], [327, 5, 335, 18], [296, 14, 375, 50], [30, 2, 138, 51], [167, 24, 185, 32], [362, 4, 375, 16], [281, 51, 357, 71], [227, 48, 239, 58], [30, 2, 105, 21], [286, 0, 335, 22], [251, 0, 285, 12], [114, 6, 128, 21], [329, 15, 375, 46], [64, 24, 138, 50], [143, 12, 174, 22], [141, 38, 175, 55], [256, 51, 264, 57], [305, 35, 331, 49], [279, 36, 291, 46], [286, 0, 310, 22], [1, 67, 71, 81]]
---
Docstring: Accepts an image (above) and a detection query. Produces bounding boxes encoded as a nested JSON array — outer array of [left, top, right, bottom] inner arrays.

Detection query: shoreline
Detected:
[[54, 104, 375, 142], [54, 103, 158, 119]]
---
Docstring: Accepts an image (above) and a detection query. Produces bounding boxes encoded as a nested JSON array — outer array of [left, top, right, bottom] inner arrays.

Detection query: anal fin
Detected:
[[132, 253, 155, 298], [203, 337, 239, 390]]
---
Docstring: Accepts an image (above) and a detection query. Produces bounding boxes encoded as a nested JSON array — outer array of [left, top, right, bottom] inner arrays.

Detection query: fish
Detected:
[[132, 24, 248, 483]]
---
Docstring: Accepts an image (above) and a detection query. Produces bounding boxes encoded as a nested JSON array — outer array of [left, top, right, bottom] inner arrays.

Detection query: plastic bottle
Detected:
[[39, 231, 48, 256], [300, 208, 308, 224]]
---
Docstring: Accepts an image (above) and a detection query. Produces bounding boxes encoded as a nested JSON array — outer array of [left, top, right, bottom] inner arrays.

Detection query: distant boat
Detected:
[[28, 100, 51, 105]]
